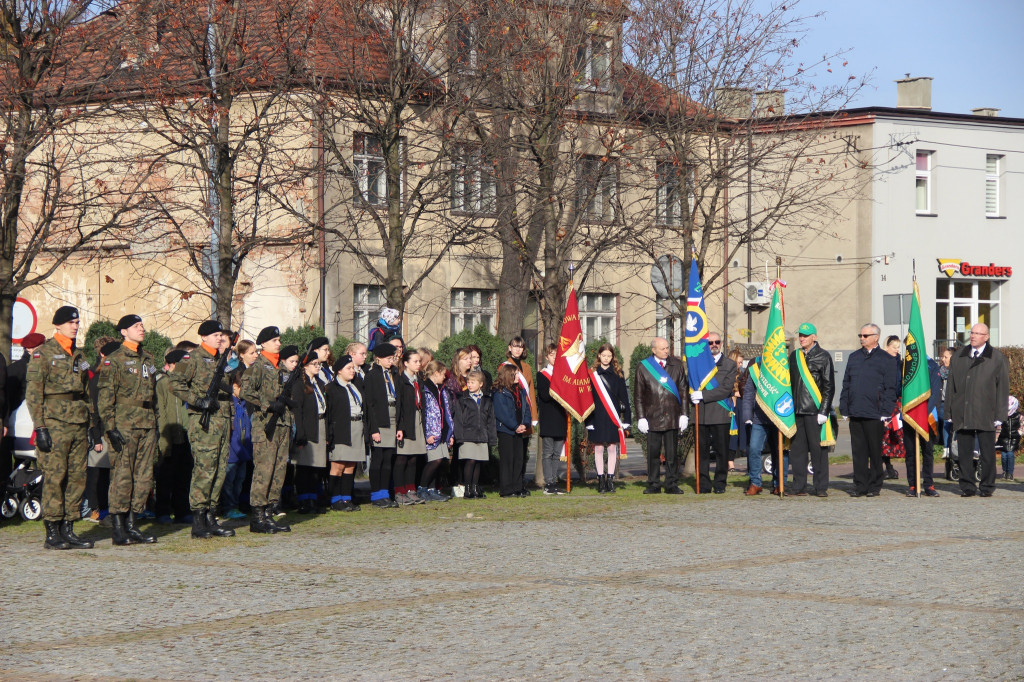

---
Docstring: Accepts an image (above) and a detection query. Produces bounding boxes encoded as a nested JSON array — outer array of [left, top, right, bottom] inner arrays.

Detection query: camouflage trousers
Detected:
[[250, 428, 290, 507], [38, 422, 88, 522], [107, 428, 157, 514], [188, 418, 231, 511]]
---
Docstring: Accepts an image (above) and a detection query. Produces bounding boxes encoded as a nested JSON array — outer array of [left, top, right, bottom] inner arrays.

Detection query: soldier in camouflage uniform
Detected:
[[97, 315, 159, 546], [240, 326, 293, 534], [25, 306, 95, 550], [167, 320, 236, 539]]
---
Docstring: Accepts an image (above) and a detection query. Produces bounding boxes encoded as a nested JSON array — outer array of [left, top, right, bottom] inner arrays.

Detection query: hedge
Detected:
[[83, 320, 173, 367]]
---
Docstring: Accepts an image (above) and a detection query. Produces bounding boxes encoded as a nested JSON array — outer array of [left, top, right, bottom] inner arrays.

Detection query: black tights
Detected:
[[462, 460, 481, 487], [392, 454, 417, 490], [422, 459, 443, 489], [369, 447, 395, 494]]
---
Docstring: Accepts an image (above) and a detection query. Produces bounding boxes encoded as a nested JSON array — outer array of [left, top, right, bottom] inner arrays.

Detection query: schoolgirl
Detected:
[[536, 343, 567, 495], [324, 354, 366, 511], [291, 348, 328, 514], [364, 344, 402, 508], [394, 350, 428, 505], [420, 359, 455, 501], [585, 343, 631, 494], [492, 364, 531, 497], [452, 370, 496, 498]]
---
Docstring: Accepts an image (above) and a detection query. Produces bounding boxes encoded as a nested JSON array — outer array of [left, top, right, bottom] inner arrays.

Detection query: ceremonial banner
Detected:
[[902, 281, 931, 438], [683, 259, 717, 391], [752, 283, 797, 438], [550, 286, 594, 422]]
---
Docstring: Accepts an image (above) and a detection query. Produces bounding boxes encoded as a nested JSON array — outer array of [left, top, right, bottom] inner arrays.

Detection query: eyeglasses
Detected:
[[858, 333, 877, 338], [708, 340, 722, 346]]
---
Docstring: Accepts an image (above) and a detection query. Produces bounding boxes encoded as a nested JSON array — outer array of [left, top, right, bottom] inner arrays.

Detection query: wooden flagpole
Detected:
[[778, 431, 784, 497], [566, 413, 572, 494], [775, 257, 785, 498], [916, 436, 921, 498], [694, 402, 701, 493]]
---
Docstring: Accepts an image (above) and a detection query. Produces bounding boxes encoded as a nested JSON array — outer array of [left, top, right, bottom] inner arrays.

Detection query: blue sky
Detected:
[[758, 0, 1024, 117]]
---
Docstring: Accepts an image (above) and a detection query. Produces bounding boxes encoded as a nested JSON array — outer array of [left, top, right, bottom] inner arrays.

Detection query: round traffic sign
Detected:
[[12, 298, 37, 343]]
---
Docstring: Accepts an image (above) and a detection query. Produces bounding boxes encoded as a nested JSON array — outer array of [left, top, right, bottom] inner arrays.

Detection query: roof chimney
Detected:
[[895, 76, 932, 110], [972, 107, 1000, 117], [754, 90, 785, 117], [715, 87, 752, 118]]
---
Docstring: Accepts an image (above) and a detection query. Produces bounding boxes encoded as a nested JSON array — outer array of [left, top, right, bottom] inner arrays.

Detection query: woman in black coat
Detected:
[[324, 354, 366, 511], [291, 349, 328, 513], [394, 350, 429, 505], [585, 343, 631, 493]]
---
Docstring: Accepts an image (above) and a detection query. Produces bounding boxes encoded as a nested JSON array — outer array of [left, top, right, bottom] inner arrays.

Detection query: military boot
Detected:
[[249, 506, 277, 534], [126, 512, 157, 544], [61, 520, 95, 549], [44, 521, 71, 550], [191, 510, 213, 539], [205, 509, 235, 537], [110, 514, 134, 546], [265, 509, 291, 532]]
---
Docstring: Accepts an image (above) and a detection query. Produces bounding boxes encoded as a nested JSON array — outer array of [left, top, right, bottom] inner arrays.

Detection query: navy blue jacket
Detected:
[[493, 387, 531, 436], [839, 346, 900, 419]]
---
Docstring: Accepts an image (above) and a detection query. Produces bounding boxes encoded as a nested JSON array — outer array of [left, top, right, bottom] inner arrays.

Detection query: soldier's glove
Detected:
[[278, 395, 298, 410], [107, 429, 127, 453], [192, 397, 213, 411], [35, 427, 53, 453], [87, 426, 104, 449], [268, 400, 287, 417]]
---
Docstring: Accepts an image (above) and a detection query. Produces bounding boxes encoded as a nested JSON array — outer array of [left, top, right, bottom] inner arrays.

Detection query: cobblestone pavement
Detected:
[[1, 478, 1022, 681]]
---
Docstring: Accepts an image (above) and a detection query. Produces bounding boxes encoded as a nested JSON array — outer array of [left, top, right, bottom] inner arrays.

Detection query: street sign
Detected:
[[650, 254, 684, 299], [12, 297, 37, 343]]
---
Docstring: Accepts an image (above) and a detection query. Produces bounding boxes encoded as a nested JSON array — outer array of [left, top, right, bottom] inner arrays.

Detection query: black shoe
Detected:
[[596, 474, 607, 493], [848, 490, 866, 497], [905, 488, 917, 497], [643, 486, 661, 494], [791, 490, 808, 497], [205, 509, 235, 537], [44, 520, 71, 550], [250, 506, 277, 534], [924, 487, 940, 497], [866, 491, 880, 497], [126, 512, 157, 544], [960, 491, 976, 498], [606, 476, 616, 494], [500, 492, 518, 498], [712, 488, 726, 494], [979, 491, 993, 497], [815, 491, 829, 498], [372, 498, 392, 508], [520, 488, 531, 496], [61, 520, 94, 549], [886, 467, 899, 480], [111, 513, 134, 545], [190, 511, 213, 539], [475, 486, 487, 499], [297, 500, 315, 514], [543, 485, 557, 496], [665, 486, 685, 495], [265, 510, 292, 532]]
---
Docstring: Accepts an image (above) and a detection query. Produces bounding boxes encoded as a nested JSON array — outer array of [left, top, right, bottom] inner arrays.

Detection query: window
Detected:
[[450, 288, 496, 334], [657, 160, 694, 225], [579, 293, 617, 345], [353, 133, 402, 206], [452, 145, 496, 214], [354, 284, 386, 341], [574, 35, 610, 91], [986, 154, 1003, 217], [915, 151, 933, 214], [655, 295, 683, 356], [577, 155, 617, 222], [452, 18, 479, 72], [935, 278, 1000, 350]]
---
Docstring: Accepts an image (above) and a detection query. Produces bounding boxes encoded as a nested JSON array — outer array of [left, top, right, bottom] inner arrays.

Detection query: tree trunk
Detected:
[[214, 110, 236, 327]]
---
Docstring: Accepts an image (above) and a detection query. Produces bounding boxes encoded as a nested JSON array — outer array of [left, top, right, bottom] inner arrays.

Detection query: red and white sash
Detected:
[[503, 360, 533, 412], [589, 368, 627, 457], [541, 366, 569, 461]]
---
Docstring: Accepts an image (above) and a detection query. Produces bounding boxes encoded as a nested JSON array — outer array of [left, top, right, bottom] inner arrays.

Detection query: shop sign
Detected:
[[937, 259, 1012, 279]]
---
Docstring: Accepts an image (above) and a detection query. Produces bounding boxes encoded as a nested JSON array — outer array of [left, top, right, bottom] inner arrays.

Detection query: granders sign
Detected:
[[937, 259, 1013, 278]]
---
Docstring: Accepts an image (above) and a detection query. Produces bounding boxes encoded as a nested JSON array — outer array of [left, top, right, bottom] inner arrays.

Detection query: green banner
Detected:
[[902, 281, 931, 438], [753, 284, 797, 438]]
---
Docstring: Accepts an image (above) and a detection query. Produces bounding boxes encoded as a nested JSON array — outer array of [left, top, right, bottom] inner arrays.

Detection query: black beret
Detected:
[[333, 354, 353, 372], [197, 320, 223, 337], [372, 344, 397, 358], [279, 345, 299, 361], [308, 336, 329, 351], [301, 348, 320, 366], [52, 306, 79, 325], [164, 349, 188, 364], [100, 341, 121, 357], [256, 326, 280, 345], [116, 314, 142, 332]]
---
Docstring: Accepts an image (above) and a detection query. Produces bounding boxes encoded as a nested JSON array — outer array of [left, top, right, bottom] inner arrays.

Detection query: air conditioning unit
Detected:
[[744, 281, 770, 308]]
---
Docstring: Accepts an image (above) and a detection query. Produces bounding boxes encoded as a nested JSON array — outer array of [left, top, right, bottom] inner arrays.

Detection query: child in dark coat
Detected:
[[452, 370, 497, 499], [492, 364, 531, 497]]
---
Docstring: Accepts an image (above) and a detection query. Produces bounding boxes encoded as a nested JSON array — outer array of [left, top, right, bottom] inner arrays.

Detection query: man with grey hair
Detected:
[[946, 323, 1009, 497], [839, 323, 900, 497], [634, 337, 689, 494]]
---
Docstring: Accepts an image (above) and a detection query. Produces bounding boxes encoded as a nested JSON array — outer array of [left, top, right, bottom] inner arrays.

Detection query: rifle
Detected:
[[198, 332, 238, 431], [264, 365, 303, 440]]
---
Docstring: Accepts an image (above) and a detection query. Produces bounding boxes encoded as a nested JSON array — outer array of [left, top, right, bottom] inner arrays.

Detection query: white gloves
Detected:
[[679, 415, 689, 431], [690, 391, 703, 404], [586, 424, 595, 431], [532, 421, 538, 427], [622, 423, 630, 430], [816, 414, 827, 425], [995, 421, 1002, 428], [745, 420, 753, 425], [637, 418, 649, 434]]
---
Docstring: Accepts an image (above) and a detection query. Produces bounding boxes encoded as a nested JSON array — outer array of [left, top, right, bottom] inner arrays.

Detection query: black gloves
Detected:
[[106, 429, 127, 453], [87, 426, 104, 449], [268, 400, 287, 417], [192, 397, 219, 412], [35, 427, 52, 453]]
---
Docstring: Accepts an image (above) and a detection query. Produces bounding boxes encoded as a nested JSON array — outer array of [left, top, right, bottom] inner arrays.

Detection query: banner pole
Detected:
[[566, 414, 572, 494], [778, 431, 785, 497], [916, 435, 921, 498], [694, 402, 700, 493]]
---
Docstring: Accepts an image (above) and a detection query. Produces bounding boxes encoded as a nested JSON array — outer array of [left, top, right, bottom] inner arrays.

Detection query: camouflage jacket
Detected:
[[97, 343, 158, 431], [166, 344, 232, 422], [240, 354, 293, 429], [155, 372, 189, 452], [25, 337, 92, 427]]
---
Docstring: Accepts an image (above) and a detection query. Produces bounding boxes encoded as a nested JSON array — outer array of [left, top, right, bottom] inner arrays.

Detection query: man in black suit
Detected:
[[691, 332, 737, 494]]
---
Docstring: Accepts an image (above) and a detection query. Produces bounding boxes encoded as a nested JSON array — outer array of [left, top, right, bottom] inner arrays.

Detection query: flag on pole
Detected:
[[549, 285, 594, 422], [683, 259, 718, 391], [902, 281, 931, 438], [752, 282, 797, 438]]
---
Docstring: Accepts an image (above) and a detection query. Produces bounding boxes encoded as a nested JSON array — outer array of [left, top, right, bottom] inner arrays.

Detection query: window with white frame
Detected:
[[986, 154, 1003, 217], [655, 295, 683, 356], [450, 288, 496, 334], [452, 145, 496, 214], [354, 284, 387, 341], [452, 19, 479, 72], [657, 160, 695, 225], [935, 278, 1000, 348], [579, 293, 617, 345], [577, 155, 617, 221], [574, 35, 610, 91], [915, 151, 933, 214], [353, 133, 402, 206]]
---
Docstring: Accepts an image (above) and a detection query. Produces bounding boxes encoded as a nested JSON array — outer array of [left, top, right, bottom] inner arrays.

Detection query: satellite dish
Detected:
[[651, 255, 685, 299]]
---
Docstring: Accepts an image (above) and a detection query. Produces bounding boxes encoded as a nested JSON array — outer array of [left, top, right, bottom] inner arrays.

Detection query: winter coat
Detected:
[[493, 387, 531, 436], [633, 355, 689, 431], [500, 358, 538, 423], [229, 397, 253, 463], [452, 392, 497, 446], [364, 363, 401, 437], [996, 412, 1022, 452], [423, 380, 454, 449], [839, 346, 900, 419], [945, 344, 1010, 432], [290, 375, 325, 446], [325, 379, 367, 448], [536, 368, 568, 440], [694, 354, 737, 425], [789, 342, 835, 417], [396, 371, 428, 442], [740, 361, 773, 427], [586, 365, 631, 443]]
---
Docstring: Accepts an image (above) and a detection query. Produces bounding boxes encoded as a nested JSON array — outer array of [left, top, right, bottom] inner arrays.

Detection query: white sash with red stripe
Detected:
[[589, 368, 627, 457], [541, 366, 569, 461], [503, 360, 533, 413]]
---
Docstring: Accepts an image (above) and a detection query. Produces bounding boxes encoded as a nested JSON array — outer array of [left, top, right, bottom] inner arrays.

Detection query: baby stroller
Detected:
[[2, 451, 44, 521], [947, 438, 981, 483]]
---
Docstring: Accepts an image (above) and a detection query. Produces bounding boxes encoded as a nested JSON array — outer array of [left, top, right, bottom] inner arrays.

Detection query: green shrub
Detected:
[[143, 330, 174, 366], [83, 320, 118, 366], [1001, 346, 1024, 400], [435, 324, 507, 372], [331, 335, 355, 361]]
